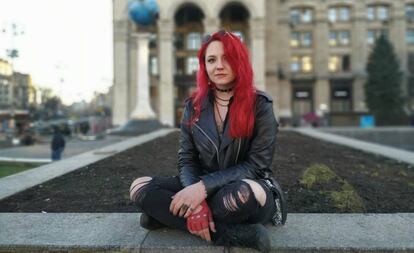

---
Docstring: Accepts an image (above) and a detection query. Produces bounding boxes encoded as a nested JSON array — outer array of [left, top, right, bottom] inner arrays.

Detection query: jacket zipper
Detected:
[[235, 138, 241, 164], [194, 123, 220, 167]]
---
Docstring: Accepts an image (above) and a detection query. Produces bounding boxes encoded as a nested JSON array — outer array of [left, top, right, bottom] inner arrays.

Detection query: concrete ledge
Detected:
[[0, 213, 413, 252], [0, 128, 177, 201], [293, 128, 414, 165]]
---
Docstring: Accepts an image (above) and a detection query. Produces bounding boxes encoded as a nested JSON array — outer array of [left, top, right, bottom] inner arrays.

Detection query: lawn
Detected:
[[0, 162, 44, 178]]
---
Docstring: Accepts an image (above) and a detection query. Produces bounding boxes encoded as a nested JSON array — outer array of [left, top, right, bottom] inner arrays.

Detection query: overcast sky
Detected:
[[0, 0, 113, 105]]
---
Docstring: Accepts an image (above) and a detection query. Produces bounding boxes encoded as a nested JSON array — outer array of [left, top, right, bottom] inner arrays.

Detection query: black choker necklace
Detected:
[[215, 86, 233, 93]]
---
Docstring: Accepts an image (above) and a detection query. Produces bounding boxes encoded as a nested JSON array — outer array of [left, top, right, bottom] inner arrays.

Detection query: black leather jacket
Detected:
[[178, 90, 279, 196]]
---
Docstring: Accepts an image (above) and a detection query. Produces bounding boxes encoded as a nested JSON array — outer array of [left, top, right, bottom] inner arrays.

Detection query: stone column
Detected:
[[130, 33, 156, 119], [275, 10, 292, 119], [391, 2, 408, 95], [158, 19, 175, 126], [203, 18, 220, 35], [250, 17, 266, 91], [113, 19, 131, 126], [314, 5, 330, 115], [352, 2, 368, 112]]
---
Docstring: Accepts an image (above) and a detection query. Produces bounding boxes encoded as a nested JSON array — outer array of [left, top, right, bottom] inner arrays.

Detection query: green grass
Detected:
[[0, 162, 44, 178]]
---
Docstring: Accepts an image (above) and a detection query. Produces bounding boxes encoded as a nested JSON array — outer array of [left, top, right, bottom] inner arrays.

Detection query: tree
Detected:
[[364, 35, 406, 125]]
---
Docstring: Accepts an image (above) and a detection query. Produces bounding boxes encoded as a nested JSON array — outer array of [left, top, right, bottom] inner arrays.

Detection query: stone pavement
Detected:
[[0, 134, 130, 163], [294, 127, 414, 165], [1, 213, 413, 252], [0, 128, 177, 201]]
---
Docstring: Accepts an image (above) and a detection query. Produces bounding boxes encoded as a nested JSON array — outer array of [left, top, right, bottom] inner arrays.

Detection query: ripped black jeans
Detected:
[[131, 176, 276, 232]]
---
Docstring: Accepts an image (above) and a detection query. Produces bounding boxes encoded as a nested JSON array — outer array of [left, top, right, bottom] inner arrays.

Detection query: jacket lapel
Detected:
[[219, 116, 234, 152], [197, 94, 220, 148]]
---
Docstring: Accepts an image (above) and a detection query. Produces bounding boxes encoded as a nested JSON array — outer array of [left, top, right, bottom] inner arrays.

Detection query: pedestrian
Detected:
[[51, 126, 65, 161], [129, 30, 287, 252]]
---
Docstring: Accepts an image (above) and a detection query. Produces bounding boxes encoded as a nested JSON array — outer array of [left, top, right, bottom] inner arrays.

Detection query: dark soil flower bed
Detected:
[[0, 130, 413, 213]]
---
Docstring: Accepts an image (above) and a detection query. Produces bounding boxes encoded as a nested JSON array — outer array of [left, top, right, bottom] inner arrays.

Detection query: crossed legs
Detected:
[[129, 176, 272, 228]]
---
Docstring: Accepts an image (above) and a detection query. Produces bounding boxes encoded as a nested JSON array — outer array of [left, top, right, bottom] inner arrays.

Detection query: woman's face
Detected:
[[205, 41, 235, 87]]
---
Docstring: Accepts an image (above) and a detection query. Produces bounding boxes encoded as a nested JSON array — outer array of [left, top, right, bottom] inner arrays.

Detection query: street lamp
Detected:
[[1, 22, 25, 133]]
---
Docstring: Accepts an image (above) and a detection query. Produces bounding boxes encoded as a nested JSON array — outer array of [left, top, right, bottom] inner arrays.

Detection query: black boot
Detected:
[[139, 213, 165, 230], [213, 223, 271, 253]]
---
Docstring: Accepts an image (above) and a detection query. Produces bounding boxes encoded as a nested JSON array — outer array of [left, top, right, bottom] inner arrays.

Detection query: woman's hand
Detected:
[[170, 181, 207, 217], [187, 200, 216, 242]]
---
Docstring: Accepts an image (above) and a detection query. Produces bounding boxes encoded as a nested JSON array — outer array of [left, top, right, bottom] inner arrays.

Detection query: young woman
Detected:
[[129, 30, 287, 253]]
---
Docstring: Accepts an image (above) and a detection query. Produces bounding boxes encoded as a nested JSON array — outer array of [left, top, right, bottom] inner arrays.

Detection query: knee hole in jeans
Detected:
[[129, 177, 152, 207], [222, 182, 252, 212]]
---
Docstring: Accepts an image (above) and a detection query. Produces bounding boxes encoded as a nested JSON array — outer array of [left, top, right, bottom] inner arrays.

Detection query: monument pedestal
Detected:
[[111, 32, 165, 136]]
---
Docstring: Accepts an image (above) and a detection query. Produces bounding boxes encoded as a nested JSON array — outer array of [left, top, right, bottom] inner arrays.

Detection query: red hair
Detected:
[[190, 31, 256, 138]]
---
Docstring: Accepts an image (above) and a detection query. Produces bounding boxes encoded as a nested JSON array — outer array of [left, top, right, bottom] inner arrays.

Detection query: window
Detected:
[[367, 6, 375, 20], [339, 31, 350, 45], [187, 32, 201, 50], [331, 88, 352, 112], [175, 57, 185, 75], [290, 8, 313, 24], [328, 7, 350, 23], [174, 33, 184, 50], [330, 80, 352, 112], [377, 6, 389, 21], [291, 31, 312, 47], [329, 32, 337, 46], [150, 56, 158, 75], [302, 32, 312, 47], [406, 5, 414, 22], [329, 56, 340, 72], [329, 30, 351, 46], [290, 9, 301, 25], [291, 32, 300, 47], [186, 57, 199, 75], [291, 55, 313, 73], [367, 29, 388, 44], [328, 8, 337, 23], [339, 7, 350, 21], [291, 56, 300, 72], [302, 9, 313, 23], [329, 55, 351, 72], [302, 56, 313, 72], [407, 30, 414, 45], [367, 5, 389, 21]]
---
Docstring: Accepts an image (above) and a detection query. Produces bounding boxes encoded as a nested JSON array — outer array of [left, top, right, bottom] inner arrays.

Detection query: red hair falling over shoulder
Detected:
[[190, 31, 256, 138]]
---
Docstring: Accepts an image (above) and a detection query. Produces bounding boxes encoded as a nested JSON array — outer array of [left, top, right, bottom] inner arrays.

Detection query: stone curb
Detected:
[[0, 213, 413, 252], [0, 128, 177, 201], [293, 128, 414, 165]]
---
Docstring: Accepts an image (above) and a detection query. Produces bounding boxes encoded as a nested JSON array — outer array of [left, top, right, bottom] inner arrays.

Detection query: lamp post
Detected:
[[1, 22, 25, 133]]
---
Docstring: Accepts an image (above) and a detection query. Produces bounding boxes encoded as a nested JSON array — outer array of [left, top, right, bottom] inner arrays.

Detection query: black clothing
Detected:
[[51, 133, 65, 150], [178, 90, 279, 196], [135, 176, 276, 230], [132, 90, 282, 252]]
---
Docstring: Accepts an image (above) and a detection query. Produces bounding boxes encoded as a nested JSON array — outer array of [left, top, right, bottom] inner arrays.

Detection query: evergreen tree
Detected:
[[364, 35, 405, 125]]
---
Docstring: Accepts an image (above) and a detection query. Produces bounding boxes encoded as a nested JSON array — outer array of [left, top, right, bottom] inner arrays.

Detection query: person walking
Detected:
[[51, 126, 65, 161]]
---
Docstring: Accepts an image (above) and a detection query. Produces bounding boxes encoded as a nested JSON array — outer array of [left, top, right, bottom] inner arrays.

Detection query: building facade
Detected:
[[113, 0, 414, 127]]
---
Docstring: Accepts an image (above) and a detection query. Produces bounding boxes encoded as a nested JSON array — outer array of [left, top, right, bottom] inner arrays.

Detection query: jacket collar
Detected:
[[197, 89, 235, 151]]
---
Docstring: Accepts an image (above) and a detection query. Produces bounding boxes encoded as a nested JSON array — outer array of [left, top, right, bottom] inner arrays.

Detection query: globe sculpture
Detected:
[[128, 0, 159, 26]]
